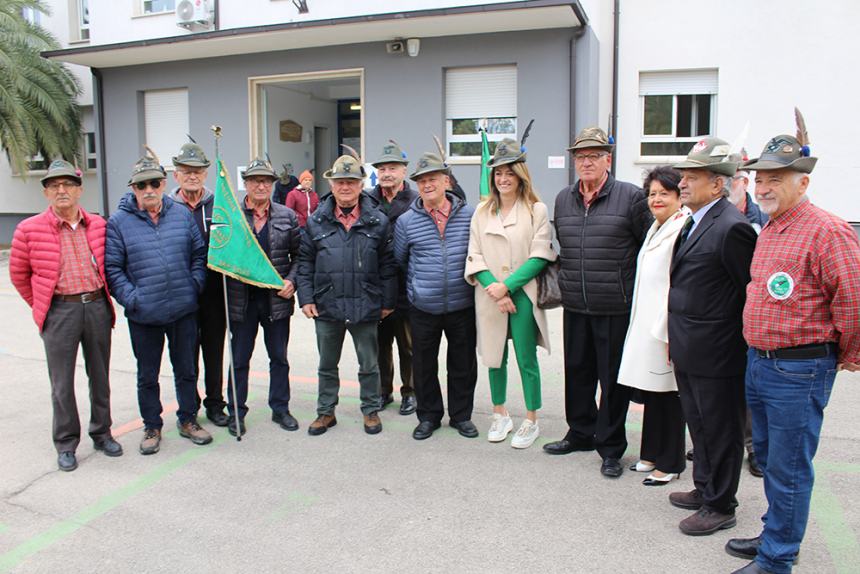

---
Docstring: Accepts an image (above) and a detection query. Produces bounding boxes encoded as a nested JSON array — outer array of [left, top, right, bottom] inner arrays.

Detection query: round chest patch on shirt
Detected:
[[767, 271, 794, 300]]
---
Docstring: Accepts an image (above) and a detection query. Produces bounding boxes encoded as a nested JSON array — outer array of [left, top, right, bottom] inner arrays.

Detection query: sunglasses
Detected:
[[134, 180, 163, 191]]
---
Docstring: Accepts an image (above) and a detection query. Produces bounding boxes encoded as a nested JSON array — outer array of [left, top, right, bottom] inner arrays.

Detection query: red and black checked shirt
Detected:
[[51, 209, 103, 295], [743, 199, 860, 363]]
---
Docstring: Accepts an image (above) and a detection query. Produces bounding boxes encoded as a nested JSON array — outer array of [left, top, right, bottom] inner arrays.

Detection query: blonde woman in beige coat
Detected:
[[465, 138, 556, 448], [618, 166, 688, 485]]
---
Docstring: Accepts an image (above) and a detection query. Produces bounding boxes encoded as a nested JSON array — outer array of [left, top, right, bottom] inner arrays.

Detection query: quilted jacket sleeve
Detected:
[[104, 217, 136, 311], [9, 224, 34, 306]]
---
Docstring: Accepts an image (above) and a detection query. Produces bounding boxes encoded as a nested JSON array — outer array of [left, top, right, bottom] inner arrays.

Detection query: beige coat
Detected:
[[617, 209, 688, 392], [465, 200, 557, 368]]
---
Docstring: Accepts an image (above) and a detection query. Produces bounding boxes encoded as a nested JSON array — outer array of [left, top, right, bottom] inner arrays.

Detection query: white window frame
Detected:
[[21, 6, 41, 25], [639, 69, 718, 160], [69, 0, 89, 43], [141, 0, 176, 15], [445, 65, 517, 163], [143, 88, 189, 171], [84, 132, 97, 171]]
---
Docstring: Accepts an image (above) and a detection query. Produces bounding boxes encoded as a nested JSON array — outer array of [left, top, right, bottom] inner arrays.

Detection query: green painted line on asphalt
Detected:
[[816, 461, 860, 474], [266, 492, 319, 522], [811, 474, 860, 574], [0, 399, 262, 573]]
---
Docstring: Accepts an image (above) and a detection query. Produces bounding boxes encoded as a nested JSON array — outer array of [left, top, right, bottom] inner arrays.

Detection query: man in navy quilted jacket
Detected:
[[105, 149, 211, 455], [393, 151, 478, 441]]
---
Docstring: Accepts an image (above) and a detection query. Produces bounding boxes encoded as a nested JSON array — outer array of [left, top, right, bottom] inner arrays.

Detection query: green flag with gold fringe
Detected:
[[207, 159, 284, 289]]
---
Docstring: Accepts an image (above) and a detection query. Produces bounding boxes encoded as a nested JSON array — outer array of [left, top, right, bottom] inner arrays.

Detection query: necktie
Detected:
[[678, 216, 694, 247]]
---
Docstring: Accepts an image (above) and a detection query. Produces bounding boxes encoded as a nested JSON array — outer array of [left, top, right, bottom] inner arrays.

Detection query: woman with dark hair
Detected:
[[465, 137, 556, 449], [618, 166, 689, 485]]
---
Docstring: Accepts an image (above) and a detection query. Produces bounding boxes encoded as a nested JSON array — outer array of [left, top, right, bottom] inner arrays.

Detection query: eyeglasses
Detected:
[[245, 178, 274, 187], [573, 153, 608, 163], [134, 180, 163, 191], [45, 181, 80, 192]]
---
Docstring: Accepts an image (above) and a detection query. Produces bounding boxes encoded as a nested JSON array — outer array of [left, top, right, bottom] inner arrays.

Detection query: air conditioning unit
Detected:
[[176, 0, 213, 32]]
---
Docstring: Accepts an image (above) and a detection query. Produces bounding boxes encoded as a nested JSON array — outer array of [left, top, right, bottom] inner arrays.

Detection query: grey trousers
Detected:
[[315, 320, 381, 416], [40, 297, 113, 453]]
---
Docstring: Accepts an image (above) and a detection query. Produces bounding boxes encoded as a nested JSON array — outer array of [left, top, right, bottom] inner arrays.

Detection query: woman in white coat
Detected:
[[618, 166, 688, 485], [465, 137, 556, 449]]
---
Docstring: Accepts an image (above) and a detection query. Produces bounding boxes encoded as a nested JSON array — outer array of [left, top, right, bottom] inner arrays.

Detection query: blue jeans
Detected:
[[128, 313, 199, 429], [746, 348, 837, 574], [228, 293, 291, 419]]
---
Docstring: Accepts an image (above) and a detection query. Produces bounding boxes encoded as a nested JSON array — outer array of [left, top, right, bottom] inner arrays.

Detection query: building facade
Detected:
[[1, 0, 856, 243]]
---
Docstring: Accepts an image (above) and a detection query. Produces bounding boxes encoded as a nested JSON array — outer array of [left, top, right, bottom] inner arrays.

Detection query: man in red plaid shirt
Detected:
[[726, 126, 860, 574]]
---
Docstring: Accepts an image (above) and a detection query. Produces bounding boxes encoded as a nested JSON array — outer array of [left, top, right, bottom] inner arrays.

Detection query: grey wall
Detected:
[[99, 28, 579, 213]]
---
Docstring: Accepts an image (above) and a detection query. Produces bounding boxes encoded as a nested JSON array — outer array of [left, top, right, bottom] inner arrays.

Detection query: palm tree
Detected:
[[0, 0, 82, 176]]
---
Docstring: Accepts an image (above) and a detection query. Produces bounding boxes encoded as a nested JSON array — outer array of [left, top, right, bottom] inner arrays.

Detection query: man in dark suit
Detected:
[[667, 137, 757, 536]]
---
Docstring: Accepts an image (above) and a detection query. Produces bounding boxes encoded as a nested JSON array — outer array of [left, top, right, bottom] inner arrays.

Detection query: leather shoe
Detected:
[[450, 420, 479, 438], [686, 448, 694, 461], [747, 451, 764, 478], [679, 508, 736, 536], [399, 395, 417, 416], [600, 458, 623, 478], [93, 437, 123, 457], [57, 451, 77, 472], [379, 394, 394, 410], [726, 537, 762, 560], [364, 412, 383, 435], [731, 562, 773, 574], [412, 420, 441, 440], [227, 416, 246, 437], [669, 488, 703, 510], [726, 537, 799, 564], [206, 407, 230, 427], [542, 438, 594, 455], [272, 411, 299, 431], [308, 414, 337, 436]]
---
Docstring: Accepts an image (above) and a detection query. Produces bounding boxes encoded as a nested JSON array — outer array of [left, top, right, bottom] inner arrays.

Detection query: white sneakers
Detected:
[[511, 419, 539, 449], [487, 413, 513, 442], [488, 414, 539, 449]]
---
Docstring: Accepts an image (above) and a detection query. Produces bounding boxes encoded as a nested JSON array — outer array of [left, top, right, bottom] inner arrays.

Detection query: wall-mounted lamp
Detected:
[[350, 103, 362, 111], [406, 38, 420, 58]]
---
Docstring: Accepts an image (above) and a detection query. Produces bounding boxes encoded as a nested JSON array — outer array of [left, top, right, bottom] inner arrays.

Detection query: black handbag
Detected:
[[536, 258, 562, 310]]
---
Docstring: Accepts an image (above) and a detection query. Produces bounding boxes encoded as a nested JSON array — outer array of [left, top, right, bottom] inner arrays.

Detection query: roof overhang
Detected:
[[44, 1, 586, 68]]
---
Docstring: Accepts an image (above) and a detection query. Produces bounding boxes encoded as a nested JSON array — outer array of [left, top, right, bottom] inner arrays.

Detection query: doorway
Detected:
[[248, 69, 363, 190]]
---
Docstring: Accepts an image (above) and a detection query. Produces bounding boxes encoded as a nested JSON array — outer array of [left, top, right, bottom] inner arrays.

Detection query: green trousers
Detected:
[[476, 257, 547, 412], [489, 290, 542, 411]]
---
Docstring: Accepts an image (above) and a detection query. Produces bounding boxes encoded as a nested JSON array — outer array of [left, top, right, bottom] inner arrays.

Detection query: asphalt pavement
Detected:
[[0, 255, 857, 573]]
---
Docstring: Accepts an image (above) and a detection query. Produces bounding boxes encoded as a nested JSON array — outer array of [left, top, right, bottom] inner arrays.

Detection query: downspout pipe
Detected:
[[610, 0, 620, 176], [91, 67, 110, 217]]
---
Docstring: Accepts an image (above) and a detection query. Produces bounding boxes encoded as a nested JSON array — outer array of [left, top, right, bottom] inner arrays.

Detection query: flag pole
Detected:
[[212, 125, 242, 442]]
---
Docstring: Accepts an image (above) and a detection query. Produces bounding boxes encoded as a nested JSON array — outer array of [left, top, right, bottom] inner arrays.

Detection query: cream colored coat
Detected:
[[617, 209, 688, 392], [465, 200, 557, 368]]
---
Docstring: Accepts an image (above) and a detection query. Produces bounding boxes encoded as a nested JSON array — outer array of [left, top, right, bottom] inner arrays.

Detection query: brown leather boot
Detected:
[[679, 508, 737, 536], [139, 428, 161, 455], [308, 414, 337, 436], [669, 488, 703, 510], [363, 412, 382, 435], [177, 419, 213, 445]]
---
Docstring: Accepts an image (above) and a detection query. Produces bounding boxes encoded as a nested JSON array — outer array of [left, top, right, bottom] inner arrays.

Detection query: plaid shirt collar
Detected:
[[334, 202, 361, 229], [48, 206, 85, 229], [766, 197, 810, 234]]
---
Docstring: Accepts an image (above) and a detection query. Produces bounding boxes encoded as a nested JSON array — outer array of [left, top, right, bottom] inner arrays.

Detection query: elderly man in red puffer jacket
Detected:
[[9, 159, 121, 473]]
